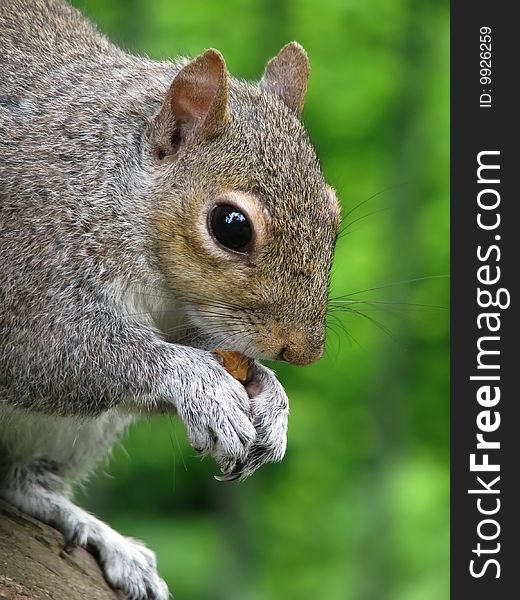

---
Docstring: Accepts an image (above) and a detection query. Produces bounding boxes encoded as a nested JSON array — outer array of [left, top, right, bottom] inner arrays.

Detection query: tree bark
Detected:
[[0, 499, 118, 600]]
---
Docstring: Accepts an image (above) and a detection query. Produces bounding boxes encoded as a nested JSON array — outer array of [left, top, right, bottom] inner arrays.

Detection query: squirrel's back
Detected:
[[0, 0, 116, 92], [0, 0, 176, 211], [0, 0, 177, 316]]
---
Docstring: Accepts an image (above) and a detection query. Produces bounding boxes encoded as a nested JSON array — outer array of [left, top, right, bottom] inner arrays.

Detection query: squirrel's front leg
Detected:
[[1, 302, 260, 598], [5, 299, 257, 472]]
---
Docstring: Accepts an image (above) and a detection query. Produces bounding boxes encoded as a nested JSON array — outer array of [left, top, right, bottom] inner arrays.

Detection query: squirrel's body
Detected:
[[0, 1, 340, 598]]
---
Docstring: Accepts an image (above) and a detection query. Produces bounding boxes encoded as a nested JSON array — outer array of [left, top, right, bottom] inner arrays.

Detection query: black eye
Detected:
[[210, 204, 252, 252]]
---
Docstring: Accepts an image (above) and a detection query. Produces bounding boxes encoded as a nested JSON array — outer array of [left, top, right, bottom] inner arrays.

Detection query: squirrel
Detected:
[[0, 0, 340, 598]]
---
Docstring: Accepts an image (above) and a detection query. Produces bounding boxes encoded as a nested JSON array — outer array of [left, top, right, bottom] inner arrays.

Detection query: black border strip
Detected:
[[451, 2, 517, 597]]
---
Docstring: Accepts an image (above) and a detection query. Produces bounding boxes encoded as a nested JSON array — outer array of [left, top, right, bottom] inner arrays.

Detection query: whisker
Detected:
[[333, 307, 396, 340], [327, 299, 447, 312], [123, 283, 252, 314], [326, 313, 360, 348], [169, 326, 244, 347], [338, 207, 391, 239], [329, 275, 449, 300], [325, 321, 346, 360], [339, 181, 414, 225]]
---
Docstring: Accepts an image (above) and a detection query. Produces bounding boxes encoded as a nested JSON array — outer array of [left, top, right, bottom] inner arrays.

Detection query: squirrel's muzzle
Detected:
[[277, 327, 325, 366]]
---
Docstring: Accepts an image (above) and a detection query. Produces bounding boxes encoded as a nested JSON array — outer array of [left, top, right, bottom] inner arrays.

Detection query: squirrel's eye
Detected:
[[210, 205, 252, 252]]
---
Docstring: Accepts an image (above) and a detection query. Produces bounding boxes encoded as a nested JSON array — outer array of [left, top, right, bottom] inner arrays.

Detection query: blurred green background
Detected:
[[71, 1, 449, 599]]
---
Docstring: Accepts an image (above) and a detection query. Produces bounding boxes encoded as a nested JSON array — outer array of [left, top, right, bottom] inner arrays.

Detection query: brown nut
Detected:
[[212, 349, 251, 383]]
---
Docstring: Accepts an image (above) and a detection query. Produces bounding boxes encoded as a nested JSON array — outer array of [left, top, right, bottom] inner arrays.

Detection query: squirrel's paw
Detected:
[[221, 364, 288, 480], [67, 518, 169, 600], [0, 468, 169, 600], [101, 536, 168, 600], [176, 358, 257, 472]]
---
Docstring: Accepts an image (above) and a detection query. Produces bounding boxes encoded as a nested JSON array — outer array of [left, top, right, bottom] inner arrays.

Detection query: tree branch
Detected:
[[0, 499, 118, 600]]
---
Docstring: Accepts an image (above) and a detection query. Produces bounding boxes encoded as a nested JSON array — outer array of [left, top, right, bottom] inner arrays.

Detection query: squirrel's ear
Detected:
[[259, 42, 310, 116], [152, 49, 229, 160]]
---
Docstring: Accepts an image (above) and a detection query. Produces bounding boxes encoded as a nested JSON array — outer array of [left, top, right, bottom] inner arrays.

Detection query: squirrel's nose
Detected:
[[279, 331, 325, 366], [280, 344, 323, 366]]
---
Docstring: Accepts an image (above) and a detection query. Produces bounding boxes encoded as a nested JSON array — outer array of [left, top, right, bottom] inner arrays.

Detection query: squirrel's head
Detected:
[[149, 44, 340, 366]]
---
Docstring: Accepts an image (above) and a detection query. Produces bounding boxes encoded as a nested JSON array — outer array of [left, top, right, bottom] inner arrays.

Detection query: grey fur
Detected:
[[0, 1, 339, 598]]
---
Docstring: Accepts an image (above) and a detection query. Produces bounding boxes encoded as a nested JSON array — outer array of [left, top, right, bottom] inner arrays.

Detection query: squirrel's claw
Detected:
[[215, 459, 244, 481], [214, 470, 242, 482]]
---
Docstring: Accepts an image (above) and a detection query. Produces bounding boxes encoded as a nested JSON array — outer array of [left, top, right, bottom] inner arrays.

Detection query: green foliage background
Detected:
[[71, 1, 449, 599]]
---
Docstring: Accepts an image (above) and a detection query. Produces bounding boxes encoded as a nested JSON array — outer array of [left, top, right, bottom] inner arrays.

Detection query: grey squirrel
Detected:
[[0, 0, 340, 598]]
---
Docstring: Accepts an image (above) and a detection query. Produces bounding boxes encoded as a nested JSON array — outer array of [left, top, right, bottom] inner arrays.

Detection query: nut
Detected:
[[213, 349, 251, 383]]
